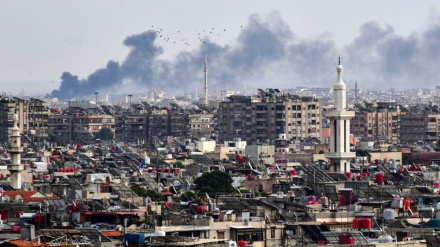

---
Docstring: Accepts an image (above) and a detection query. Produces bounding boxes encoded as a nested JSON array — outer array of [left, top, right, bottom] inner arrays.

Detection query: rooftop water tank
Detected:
[[384, 208, 395, 220], [144, 156, 150, 164]]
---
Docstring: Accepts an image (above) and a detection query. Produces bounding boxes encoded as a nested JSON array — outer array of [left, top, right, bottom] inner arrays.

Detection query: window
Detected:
[[236, 230, 264, 242], [271, 228, 276, 238]]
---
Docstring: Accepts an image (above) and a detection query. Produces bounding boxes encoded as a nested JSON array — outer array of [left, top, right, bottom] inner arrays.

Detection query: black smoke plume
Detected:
[[50, 12, 440, 100]]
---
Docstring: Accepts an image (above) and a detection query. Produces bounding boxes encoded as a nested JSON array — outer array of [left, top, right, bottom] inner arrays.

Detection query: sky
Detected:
[[1, 1, 440, 99]]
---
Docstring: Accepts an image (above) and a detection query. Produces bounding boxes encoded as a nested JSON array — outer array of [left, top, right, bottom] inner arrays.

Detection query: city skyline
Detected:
[[2, 1, 440, 98]]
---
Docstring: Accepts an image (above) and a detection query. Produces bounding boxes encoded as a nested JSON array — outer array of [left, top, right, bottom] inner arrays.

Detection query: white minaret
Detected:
[[325, 59, 355, 173], [204, 57, 208, 106], [8, 114, 23, 189]]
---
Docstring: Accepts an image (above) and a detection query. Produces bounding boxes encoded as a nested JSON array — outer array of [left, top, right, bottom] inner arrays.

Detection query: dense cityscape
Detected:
[[0, 61, 438, 247]]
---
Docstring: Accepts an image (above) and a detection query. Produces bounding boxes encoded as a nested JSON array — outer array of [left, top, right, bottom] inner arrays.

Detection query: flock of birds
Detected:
[[147, 25, 244, 46]]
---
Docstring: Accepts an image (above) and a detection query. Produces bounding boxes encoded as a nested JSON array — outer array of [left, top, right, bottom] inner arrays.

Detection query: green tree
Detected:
[[95, 127, 114, 140], [179, 191, 198, 202], [130, 185, 164, 201], [173, 161, 185, 168], [146, 190, 164, 201], [130, 185, 147, 197], [194, 170, 235, 194]]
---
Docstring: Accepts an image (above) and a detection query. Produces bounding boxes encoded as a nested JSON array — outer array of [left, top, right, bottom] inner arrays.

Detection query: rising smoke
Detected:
[[50, 12, 440, 100]]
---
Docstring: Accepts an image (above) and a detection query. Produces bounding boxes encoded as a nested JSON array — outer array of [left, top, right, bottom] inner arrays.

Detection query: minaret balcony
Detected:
[[7, 164, 23, 172], [325, 152, 356, 159], [8, 147, 23, 153], [325, 110, 355, 119]]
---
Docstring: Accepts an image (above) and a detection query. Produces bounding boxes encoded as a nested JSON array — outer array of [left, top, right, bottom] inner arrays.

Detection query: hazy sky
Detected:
[[1, 1, 439, 97]]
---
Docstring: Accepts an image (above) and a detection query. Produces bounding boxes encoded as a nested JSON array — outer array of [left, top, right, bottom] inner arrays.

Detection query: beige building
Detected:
[[28, 98, 50, 143], [245, 145, 275, 165], [401, 113, 440, 145], [218, 89, 322, 145], [48, 113, 115, 142], [158, 207, 285, 246], [0, 97, 49, 143], [352, 102, 402, 144], [188, 113, 214, 139], [73, 115, 115, 138]]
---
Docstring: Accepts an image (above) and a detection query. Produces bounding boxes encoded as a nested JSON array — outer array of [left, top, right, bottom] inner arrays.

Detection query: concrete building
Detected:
[[352, 101, 402, 144], [188, 113, 214, 139], [0, 97, 18, 142], [48, 110, 115, 143], [123, 113, 148, 143], [73, 115, 115, 139], [325, 62, 355, 173], [0, 96, 49, 143], [169, 112, 189, 138], [47, 114, 74, 144], [223, 138, 247, 154], [245, 144, 275, 165], [401, 113, 440, 145], [28, 98, 50, 143], [195, 140, 216, 153], [218, 89, 322, 144]]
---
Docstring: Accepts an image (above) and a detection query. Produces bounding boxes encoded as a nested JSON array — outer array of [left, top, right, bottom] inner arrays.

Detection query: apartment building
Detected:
[[28, 98, 50, 143], [188, 113, 214, 139], [400, 113, 440, 145], [0, 97, 18, 142], [218, 89, 322, 144], [73, 115, 115, 139], [0, 97, 49, 143], [124, 114, 148, 142], [147, 110, 169, 140], [47, 114, 74, 144], [169, 113, 189, 138], [48, 109, 115, 143], [351, 102, 402, 144]]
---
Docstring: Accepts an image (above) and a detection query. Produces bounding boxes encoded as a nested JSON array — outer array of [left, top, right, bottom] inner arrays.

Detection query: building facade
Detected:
[[47, 114, 74, 144], [0, 97, 49, 144], [218, 89, 322, 145], [400, 113, 440, 145], [48, 112, 115, 144], [351, 102, 402, 144], [188, 114, 214, 139]]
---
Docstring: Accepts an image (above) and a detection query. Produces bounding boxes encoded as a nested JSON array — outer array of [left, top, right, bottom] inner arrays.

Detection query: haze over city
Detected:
[[2, 1, 440, 99]]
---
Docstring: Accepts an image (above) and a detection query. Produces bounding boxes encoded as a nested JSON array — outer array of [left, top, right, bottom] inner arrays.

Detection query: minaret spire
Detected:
[[204, 57, 208, 106], [8, 114, 23, 189], [324, 60, 355, 174]]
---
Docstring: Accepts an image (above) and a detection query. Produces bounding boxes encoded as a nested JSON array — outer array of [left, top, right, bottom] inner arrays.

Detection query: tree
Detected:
[[179, 191, 198, 202], [130, 185, 147, 197], [145, 190, 163, 201], [194, 170, 235, 194], [96, 127, 114, 140], [173, 161, 185, 168], [130, 185, 163, 201]]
